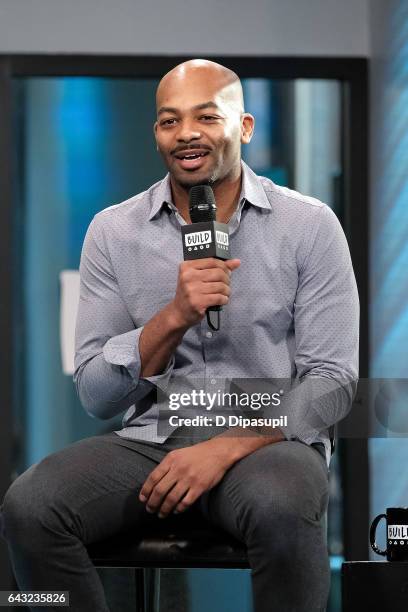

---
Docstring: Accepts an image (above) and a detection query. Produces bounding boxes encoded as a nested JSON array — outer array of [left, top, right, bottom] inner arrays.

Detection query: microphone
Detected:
[[181, 185, 230, 331]]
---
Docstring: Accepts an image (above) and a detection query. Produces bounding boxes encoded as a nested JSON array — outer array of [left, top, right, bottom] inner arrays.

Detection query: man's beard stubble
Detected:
[[171, 162, 219, 191], [177, 174, 216, 191]]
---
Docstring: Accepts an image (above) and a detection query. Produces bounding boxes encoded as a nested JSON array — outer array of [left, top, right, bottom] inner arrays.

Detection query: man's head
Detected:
[[154, 59, 254, 190]]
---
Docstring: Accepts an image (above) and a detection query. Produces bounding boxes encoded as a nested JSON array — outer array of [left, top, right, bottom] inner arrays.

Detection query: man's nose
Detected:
[[176, 120, 201, 142]]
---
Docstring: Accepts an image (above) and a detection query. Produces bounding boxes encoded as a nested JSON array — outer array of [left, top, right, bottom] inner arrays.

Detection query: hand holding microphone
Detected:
[[172, 185, 240, 331], [171, 257, 240, 330]]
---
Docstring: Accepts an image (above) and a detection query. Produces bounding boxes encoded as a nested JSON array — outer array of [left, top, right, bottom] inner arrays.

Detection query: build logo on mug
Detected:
[[370, 507, 408, 561]]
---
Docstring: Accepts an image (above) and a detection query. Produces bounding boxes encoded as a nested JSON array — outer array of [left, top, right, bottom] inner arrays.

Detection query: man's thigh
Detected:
[[199, 440, 329, 542], [1, 432, 171, 546]]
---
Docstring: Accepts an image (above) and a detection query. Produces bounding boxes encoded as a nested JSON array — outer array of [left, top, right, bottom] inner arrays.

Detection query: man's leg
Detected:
[[0, 433, 173, 612], [199, 440, 330, 612]]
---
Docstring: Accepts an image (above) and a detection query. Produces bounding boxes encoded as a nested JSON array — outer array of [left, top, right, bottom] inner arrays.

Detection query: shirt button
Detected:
[[206, 331, 213, 338], [211, 379, 216, 385]]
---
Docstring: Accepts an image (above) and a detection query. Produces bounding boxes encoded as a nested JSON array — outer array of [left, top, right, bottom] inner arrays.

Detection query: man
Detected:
[[1, 59, 359, 612]]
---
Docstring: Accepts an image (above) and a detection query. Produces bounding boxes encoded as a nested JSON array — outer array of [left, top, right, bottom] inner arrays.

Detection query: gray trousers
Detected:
[[0, 432, 330, 612]]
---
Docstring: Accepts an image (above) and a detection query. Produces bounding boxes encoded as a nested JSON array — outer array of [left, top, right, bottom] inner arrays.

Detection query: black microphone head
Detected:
[[189, 185, 217, 223]]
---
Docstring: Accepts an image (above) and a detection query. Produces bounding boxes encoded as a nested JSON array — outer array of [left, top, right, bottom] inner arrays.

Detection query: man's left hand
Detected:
[[138, 442, 233, 518]]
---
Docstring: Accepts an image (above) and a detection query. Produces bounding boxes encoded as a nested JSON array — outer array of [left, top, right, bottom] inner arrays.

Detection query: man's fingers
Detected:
[[139, 463, 171, 502], [157, 483, 190, 517], [225, 258, 241, 271], [174, 257, 240, 326], [159, 483, 205, 517], [202, 294, 229, 310], [144, 473, 178, 513], [174, 487, 202, 513], [182, 258, 239, 274], [198, 269, 231, 284], [183, 257, 225, 270], [200, 282, 231, 296]]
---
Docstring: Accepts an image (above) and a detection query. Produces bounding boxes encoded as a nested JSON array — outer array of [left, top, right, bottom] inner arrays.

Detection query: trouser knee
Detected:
[[1, 463, 72, 553]]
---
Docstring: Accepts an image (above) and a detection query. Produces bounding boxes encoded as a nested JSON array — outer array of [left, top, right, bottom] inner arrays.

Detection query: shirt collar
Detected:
[[239, 160, 272, 211], [148, 174, 174, 220], [148, 160, 272, 221]]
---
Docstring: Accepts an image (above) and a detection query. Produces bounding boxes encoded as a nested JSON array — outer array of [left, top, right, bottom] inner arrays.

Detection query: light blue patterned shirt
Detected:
[[74, 161, 359, 467]]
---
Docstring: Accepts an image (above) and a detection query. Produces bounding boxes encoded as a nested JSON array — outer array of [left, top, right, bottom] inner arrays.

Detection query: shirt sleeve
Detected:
[[73, 214, 175, 420], [277, 204, 360, 445]]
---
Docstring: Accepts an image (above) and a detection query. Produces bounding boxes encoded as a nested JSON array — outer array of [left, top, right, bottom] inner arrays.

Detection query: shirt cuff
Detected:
[[277, 418, 321, 446], [102, 327, 175, 389], [277, 376, 348, 446]]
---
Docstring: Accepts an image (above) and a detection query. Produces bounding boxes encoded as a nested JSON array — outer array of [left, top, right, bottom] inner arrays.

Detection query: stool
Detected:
[[342, 561, 408, 611], [87, 517, 250, 612]]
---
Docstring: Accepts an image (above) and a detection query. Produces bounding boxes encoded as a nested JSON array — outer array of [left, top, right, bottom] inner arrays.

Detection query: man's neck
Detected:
[[170, 170, 242, 224]]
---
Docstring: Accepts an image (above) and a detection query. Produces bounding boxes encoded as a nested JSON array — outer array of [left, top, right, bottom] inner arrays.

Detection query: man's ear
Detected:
[[241, 113, 255, 145]]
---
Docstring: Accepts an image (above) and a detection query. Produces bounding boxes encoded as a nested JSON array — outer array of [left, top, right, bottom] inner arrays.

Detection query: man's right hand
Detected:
[[139, 257, 240, 378], [168, 257, 241, 329]]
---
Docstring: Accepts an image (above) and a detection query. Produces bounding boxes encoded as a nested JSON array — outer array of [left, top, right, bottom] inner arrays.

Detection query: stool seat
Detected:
[[87, 519, 250, 570]]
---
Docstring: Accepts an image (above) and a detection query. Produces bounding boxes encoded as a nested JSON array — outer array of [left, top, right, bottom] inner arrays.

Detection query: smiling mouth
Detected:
[[174, 151, 210, 161], [172, 150, 211, 172]]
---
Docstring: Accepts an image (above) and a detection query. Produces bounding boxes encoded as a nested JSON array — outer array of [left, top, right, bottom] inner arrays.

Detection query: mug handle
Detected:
[[370, 513, 387, 556]]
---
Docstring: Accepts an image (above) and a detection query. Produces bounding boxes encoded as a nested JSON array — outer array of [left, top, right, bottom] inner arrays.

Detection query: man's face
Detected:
[[154, 73, 253, 189]]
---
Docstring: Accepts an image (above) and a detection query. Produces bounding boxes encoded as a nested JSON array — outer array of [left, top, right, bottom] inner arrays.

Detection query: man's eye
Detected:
[[161, 118, 176, 126], [201, 115, 217, 121]]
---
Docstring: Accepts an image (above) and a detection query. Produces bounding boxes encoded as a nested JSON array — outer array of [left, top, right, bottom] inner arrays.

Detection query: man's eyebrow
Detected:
[[193, 102, 220, 111], [157, 101, 221, 116]]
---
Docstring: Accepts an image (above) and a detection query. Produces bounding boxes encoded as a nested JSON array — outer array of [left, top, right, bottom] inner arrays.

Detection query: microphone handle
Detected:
[[206, 305, 222, 331], [205, 248, 226, 331]]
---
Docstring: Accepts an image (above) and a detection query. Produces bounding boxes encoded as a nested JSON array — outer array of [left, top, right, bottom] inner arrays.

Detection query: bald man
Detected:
[[1, 60, 359, 612]]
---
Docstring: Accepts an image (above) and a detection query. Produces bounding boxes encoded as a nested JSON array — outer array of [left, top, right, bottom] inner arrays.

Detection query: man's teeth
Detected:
[[182, 153, 206, 160]]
